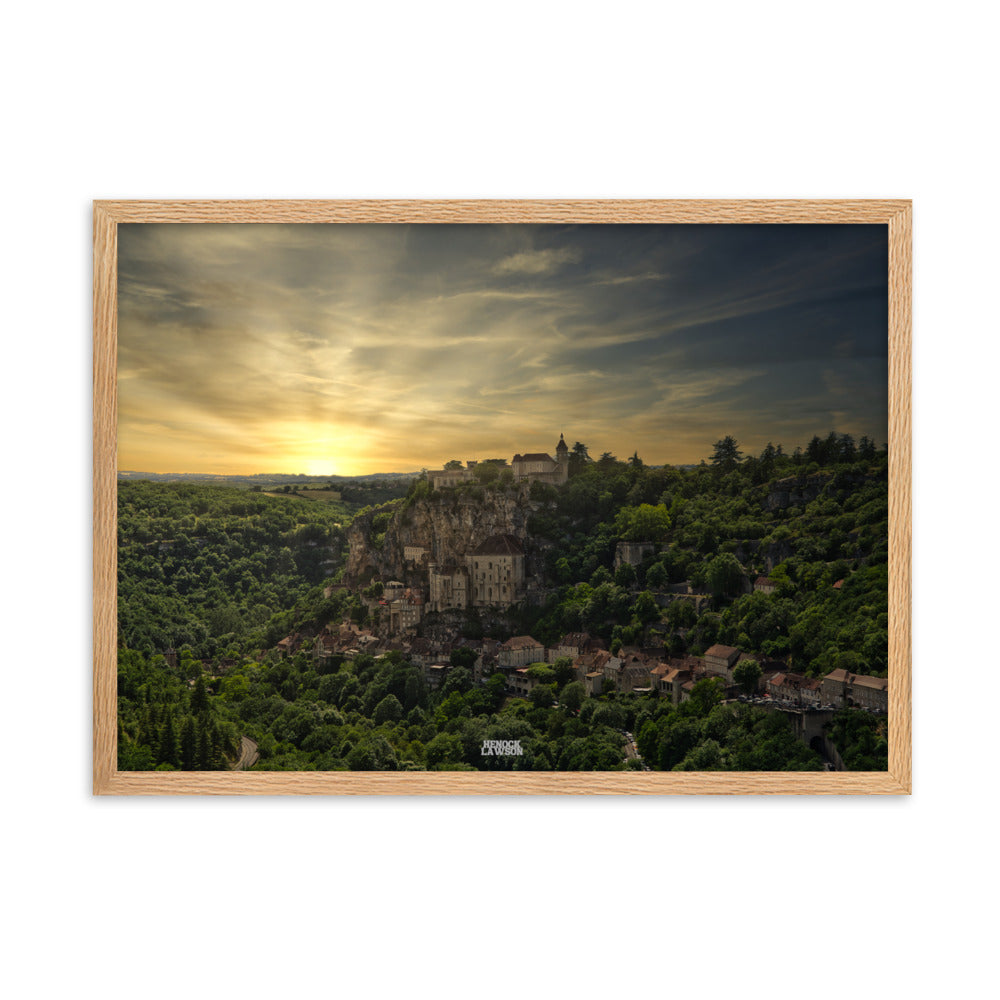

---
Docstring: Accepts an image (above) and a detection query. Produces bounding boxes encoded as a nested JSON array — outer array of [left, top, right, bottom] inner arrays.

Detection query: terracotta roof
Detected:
[[669, 656, 704, 673], [500, 635, 542, 650], [852, 674, 888, 691], [755, 576, 774, 586], [705, 644, 740, 661], [472, 533, 525, 556], [558, 632, 595, 649], [823, 668, 852, 684]]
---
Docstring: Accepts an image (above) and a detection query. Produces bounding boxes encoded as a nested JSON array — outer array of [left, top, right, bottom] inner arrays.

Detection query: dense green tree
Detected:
[[733, 658, 762, 697], [684, 677, 725, 716], [449, 646, 478, 670], [373, 694, 404, 725], [711, 436, 743, 472], [191, 673, 209, 714], [632, 590, 660, 627], [706, 553, 745, 599], [529, 684, 557, 709], [157, 714, 180, 768], [615, 503, 671, 542], [441, 666, 473, 696], [116, 434, 887, 774], [560, 681, 586, 712], [180, 715, 198, 770]]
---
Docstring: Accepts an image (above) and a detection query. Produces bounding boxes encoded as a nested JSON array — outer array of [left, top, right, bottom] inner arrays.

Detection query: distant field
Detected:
[[297, 489, 342, 502], [262, 488, 342, 502]]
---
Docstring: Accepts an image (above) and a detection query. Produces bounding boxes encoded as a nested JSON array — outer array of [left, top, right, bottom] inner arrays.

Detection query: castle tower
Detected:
[[556, 433, 569, 483]]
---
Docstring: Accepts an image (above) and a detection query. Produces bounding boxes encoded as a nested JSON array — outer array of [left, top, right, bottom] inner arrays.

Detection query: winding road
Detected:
[[234, 736, 259, 770]]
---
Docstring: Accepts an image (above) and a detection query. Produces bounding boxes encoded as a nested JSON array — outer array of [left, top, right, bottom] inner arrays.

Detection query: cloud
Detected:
[[493, 246, 581, 275], [116, 222, 889, 474]]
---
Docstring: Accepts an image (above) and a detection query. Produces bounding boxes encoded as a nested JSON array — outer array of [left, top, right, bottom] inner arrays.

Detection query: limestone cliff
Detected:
[[765, 470, 877, 511], [346, 487, 542, 585]]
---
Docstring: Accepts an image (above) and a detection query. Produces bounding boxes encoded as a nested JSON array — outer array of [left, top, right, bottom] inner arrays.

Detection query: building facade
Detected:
[[466, 534, 525, 608], [430, 435, 570, 490], [497, 635, 545, 668], [511, 434, 569, 485]]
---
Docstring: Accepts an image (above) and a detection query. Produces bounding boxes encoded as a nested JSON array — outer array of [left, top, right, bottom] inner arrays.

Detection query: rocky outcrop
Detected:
[[764, 470, 875, 511], [764, 474, 829, 511], [346, 488, 540, 585]]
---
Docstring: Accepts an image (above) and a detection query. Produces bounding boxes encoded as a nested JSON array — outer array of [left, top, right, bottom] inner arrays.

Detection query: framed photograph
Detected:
[[94, 200, 911, 794]]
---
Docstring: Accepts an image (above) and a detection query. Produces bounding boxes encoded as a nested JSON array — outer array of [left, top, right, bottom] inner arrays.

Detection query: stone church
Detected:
[[428, 533, 526, 612]]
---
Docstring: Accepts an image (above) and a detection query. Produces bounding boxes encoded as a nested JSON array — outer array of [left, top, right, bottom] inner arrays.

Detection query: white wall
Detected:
[[2, 3, 993, 998]]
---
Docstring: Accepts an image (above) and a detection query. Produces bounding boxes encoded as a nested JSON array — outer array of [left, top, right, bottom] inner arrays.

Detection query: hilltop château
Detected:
[[348, 435, 577, 626], [428, 434, 569, 489]]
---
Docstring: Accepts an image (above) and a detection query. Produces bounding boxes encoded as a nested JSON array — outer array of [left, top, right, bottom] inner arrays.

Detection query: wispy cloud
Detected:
[[494, 246, 581, 275], [117, 223, 888, 474]]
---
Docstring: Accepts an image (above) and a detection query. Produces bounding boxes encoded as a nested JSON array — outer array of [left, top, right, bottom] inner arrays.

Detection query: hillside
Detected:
[[114, 435, 890, 773]]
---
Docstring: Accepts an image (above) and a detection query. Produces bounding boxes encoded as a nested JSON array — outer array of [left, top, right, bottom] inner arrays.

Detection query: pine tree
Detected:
[[180, 716, 198, 770], [191, 673, 209, 715], [157, 713, 180, 768], [197, 725, 211, 770]]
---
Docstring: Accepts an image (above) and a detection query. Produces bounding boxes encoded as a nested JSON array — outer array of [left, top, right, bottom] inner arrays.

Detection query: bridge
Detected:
[[740, 701, 844, 769]]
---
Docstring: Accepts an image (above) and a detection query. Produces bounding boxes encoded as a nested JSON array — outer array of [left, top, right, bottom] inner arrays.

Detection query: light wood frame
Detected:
[[94, 199, 911, 795]]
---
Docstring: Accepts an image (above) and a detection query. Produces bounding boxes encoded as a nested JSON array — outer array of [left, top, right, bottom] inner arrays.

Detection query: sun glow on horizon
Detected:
[[116, 223, 889, 477]]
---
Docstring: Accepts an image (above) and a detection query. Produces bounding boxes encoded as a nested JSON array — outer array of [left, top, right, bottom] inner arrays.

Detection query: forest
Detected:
[[517, 432, 889, 679], [116, 432, 889, 772], [117, 479, 401, 658]]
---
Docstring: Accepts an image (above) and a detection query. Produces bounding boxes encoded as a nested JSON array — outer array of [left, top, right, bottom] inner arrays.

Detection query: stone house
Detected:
[[403, 545, 427, 565], [497, 635, 545, 668], [767, 671, 821, 704], [547, 632, 599, 663], [801, 677, 824, 707], [704, 644, 741, 683], [389, 589, 424, 633], [428, 462, 478, 489], [604, 651, 652, 693], [820, 668, 852, 705], [507, 667, 541, 698], [427, 562, 469, 612], [662, 666, 689, 704], [851, 674, 889, 711], [822, 669, 888, 711], [424, 663, 449, 689], [313, 629, 339, 669]]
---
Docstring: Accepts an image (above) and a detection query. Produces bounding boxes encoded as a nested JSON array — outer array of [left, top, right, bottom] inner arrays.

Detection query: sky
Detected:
[[117, 222, 889, 475]]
